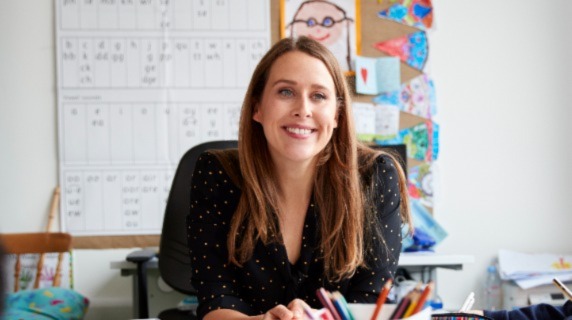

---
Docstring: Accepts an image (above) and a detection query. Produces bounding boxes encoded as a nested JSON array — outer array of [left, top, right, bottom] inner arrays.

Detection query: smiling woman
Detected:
[[186, 36, 411, 320], [252, 50, 339, 166]]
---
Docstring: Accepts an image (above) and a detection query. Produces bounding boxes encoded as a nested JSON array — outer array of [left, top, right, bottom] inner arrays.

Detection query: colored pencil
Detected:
[[553, 278, 572, 301], [303, 304, 317, 320], [316, 288, 342, 320], [331, 291, 352, 320], [412, 281, 434, 314], [402, 288, 421, 318], [370, 279, 392, 320], [389, 296, 410, 319]]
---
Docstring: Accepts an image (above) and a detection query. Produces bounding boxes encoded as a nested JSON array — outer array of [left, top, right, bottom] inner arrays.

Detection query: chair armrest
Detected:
[[126, 249, 157, 319], [126, 249, 157, 263]]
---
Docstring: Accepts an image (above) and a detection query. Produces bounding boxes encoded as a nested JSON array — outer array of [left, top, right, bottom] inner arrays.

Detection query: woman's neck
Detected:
[[274, 159, 315, 204]]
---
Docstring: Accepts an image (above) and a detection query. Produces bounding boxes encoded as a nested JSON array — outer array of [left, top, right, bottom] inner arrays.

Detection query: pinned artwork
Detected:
[[400, 121, 439, 162], [353, 102, 400, 141], [374, 30, 428, 70], [373, 74, 436, 119], [353, 102, 376, 138], [4, 253, 72, 292], [355, 56, 401, 95], [282, 0, 359, 72], [408, 162, 435, 207], [376, 120, 439, 162], [401, 199, 448, 252], [378, 0, 433, 29]]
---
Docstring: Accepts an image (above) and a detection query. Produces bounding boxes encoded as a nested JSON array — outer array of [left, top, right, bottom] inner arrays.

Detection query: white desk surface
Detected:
[[399, 252, 474, 270], [111, 252, 474, 271]]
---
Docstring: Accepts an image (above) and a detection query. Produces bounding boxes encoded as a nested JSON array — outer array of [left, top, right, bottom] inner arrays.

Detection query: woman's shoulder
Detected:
[[358, 147, 398, 175], [196, 149, 238, 167], [195, 149, 241, 187]]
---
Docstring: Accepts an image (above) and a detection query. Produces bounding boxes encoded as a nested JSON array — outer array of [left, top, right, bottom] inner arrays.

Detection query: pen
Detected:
[[459, 292, 475, 312], [465, 296, 475, 311], [412, 281, 434, 314], [553, 277, 572, 301], [370, 279, 392, 320]]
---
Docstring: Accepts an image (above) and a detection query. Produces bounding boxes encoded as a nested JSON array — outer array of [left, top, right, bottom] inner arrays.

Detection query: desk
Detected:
[[111, 252, 474, 318], [399, 252, 474, 270], [397, 252, 474, 285]]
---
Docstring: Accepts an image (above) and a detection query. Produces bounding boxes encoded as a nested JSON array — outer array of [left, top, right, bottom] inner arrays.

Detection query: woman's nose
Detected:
[[292, 97, 312, 118]]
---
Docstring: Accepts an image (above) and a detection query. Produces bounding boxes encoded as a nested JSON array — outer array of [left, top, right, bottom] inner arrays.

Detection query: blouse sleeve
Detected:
[[345, 155, 404, 303], [186, 152, 252, 318]]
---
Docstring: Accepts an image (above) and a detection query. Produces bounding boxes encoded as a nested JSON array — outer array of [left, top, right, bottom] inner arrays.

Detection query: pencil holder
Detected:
[[348, 303, 432, 320], [430, 313, 493, 320]]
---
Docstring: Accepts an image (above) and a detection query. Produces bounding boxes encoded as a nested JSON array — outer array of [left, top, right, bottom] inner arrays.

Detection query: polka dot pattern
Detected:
[[187, 152, 403, 318]]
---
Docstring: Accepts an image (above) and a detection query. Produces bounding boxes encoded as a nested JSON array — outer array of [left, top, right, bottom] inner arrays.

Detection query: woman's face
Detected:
[[292, 2, 346, 46], [253, 51, 339, 167]]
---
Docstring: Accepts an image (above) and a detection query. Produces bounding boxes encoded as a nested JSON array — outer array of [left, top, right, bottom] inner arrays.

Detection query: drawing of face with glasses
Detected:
[[287, 0, 354, 70]]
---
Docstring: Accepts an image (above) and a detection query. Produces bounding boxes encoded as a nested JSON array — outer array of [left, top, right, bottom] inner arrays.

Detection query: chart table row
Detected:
[[63, 169, 173, 234], [61, 102, 240, 165], [60, 37, 267, 88], [58, 0, 268, 31]]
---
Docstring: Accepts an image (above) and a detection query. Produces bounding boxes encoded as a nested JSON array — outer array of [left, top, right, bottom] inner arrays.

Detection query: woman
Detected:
[[187, 36, 411, 320]]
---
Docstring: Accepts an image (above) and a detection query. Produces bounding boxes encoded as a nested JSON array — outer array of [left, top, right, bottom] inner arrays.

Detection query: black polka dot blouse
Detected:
[[187, 151, 403, 319]]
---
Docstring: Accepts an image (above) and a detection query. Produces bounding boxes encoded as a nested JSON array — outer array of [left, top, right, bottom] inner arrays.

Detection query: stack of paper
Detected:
[[498, 249, 572, 289]]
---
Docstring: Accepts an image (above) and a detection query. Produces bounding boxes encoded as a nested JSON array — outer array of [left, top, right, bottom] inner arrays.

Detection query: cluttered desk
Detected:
[[110, 252, 474, 319]]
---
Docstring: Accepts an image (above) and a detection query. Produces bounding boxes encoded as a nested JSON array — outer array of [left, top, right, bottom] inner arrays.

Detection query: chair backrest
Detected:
[[371, 144, 408, 176], [0, 232, 72, 292], [159, 140, 238, 294]]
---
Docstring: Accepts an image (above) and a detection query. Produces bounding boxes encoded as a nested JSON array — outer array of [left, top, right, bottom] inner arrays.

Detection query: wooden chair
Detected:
[[0, 232, 72, 292]]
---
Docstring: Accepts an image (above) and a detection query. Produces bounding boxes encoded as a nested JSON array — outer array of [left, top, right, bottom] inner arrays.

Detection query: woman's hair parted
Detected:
[[214, 36, 411, 282]]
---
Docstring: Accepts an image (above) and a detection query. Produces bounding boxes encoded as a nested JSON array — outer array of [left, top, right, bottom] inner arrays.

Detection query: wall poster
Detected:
[[55, 0, 271, 236]]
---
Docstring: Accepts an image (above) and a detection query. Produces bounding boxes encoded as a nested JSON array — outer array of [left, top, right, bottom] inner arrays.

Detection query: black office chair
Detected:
[[127, 140, 238, 320]]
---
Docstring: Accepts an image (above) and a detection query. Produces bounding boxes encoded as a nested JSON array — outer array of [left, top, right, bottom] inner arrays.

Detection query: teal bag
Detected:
[[3, 287, 89, 320]]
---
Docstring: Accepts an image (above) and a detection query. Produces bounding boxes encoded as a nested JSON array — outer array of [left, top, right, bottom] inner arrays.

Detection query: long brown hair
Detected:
[[214, 36, 411, 281]]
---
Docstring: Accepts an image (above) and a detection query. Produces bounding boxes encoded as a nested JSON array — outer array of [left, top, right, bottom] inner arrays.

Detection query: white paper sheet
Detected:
[[499, 249, 572, 289], [55, 0, 271, 235]]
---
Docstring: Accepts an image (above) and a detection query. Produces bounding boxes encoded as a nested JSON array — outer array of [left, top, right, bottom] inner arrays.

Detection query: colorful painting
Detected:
[[374, 30, 428, 70], [378, 0, 433, 29], [408, 162, 435, 207], [374, 74, 436, 119], [282, 0, 359, 71], [374, 120, 438, 162], [400, 121, 438, 162]]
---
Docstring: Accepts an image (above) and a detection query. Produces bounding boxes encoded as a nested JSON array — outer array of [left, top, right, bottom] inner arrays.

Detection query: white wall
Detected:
[[1, 0, 571, 317], [431, 0, 572, 309]]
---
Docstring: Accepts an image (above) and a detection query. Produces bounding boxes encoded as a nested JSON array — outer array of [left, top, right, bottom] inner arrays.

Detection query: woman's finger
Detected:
[[287, 298, 311, 319], [264, 304, 294, 320]]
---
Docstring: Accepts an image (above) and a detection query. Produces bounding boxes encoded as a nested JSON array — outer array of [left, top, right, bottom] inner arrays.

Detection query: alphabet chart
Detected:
[[55, 0, 270, 235]]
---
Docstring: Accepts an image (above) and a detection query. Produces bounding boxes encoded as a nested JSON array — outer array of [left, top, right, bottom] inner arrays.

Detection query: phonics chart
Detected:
[[56, 0, 270, 235]]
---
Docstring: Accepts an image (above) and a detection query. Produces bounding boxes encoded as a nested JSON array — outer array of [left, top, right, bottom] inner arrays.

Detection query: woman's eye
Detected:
[[278, 88, 294, 97], [312, 93, 327, 101]]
